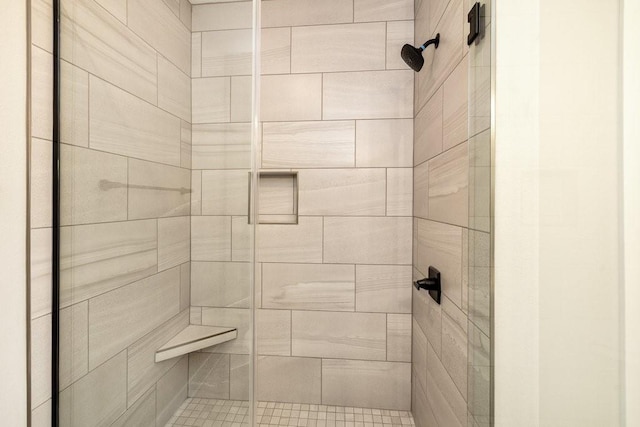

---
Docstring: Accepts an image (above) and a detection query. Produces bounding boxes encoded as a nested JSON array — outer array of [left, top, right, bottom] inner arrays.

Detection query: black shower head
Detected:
[[401, 33, 440, 72]]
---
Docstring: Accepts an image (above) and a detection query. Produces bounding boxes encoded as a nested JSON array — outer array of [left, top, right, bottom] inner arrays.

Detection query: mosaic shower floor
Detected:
[[166, 398, 415, 427]]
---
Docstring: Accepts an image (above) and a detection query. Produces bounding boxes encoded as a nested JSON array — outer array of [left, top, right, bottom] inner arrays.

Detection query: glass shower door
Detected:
[[55, 0, 258, 425]]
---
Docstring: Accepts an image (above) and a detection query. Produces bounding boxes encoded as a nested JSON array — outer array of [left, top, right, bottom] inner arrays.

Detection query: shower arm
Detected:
[[419, 33, 441, 51]]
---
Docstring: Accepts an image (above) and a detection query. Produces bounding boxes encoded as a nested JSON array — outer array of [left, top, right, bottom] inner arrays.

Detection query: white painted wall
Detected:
[[623, 1, 640, 425], [495, 0, 624, 425], [0, 0, 29, 425]]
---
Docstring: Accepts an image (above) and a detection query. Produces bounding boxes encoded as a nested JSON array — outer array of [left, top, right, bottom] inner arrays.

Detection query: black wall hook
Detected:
[[414, 266, 442, 304]]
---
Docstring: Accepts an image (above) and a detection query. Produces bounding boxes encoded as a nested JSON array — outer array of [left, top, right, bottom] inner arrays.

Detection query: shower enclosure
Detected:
[[49, 0, 494, 425]]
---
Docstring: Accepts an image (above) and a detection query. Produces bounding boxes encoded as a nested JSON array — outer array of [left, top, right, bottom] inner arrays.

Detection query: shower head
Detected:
[[401, 33, 440, 72]]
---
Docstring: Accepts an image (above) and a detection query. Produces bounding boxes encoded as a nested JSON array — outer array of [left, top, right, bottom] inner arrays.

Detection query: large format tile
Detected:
[[158, 216, 190, 271], [355, 119, 413, 167], [322, 359, 411, 410], [127, 0, 191, 74], [60, 60, 89, 147], [191, 216, 232, 261], [188, 353, 230, 399], [193, 77, 231, 124], [262, 27, 291, 75], [88, 268, 181, 369], [387, 21, 415, 70], [201, 170, 249, 215], [201, 29, 252, 77], [90, 77, 181, 166], [443, 55, 469, 150], [156, 356, 188, 426], [387, 314, 411, 362], [412, 284, 442, 356], [60, 219, 157, 307], [230, 75, 252, 122], [191, 261, 250, 308], [355, 265, 412, 313], [112, 387, 156, 427], [128, 159, 191, 220], [354, 0, 414, 21], [192, 32, 202, 77], [158, 56, 191, 122], [127, 311, 189, 406], [192, 144, 251, 170], [262, 74, 322, 122], [30, 228, 52, 319], [262, 0, 353, 28], [59, 352, 127, 427], [32, 0, 53, 52], [426, 342, 467, 426], [257, 356, 321, 404], [262, 121, 355, 168], [412, 372, 438, 427], [387, 168, 413, 216], [291, 23, 386, 73], [232, 216, 252, 262], [193, 123, 251, 146], [414, 87, 443, 165], [257, 309, 291, 356], [192, 2, 252, 31], [262, 263, 355, 311], [415, 219, 463, 308], [59, 302, 89, 391], [413, 161, 429, 219], [59, 144, 127, 226], [95, 0, 126, 23], [323, 71, 413, 120], [230, 354, 250, 400], [201, 308, 251, 354], [258, 217, 323, 263], [412, 317, 428, 393], [60, 0, 157, 103], [441, 297, 468, 399], [324, 217, 412, 264], [31, 47, 52, 141], [292, 311, 386, 360], [298, 169, 386, 216], [30, 138, 52, 228], [31, 315, 51, 408], [428, 142, 469, 227]]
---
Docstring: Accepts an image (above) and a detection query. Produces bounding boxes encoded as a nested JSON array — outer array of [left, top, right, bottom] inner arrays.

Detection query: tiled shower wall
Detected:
[[29, 0, 194, 425], [411, 0, 491, 426], [188, 0, 416, 411]]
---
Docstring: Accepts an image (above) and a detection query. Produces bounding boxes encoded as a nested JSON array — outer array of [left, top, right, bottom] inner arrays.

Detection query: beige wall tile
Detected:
[[95, 0, 127, 23], [262, 263, 355, 311], [32, 0, 52, 52], [257, 356, 321, 404], [180, 263, 191, 311], [324, 217, 412, 264], [415, 219, 463, 307], [192, 2, 252, 31], [201, 308, 251, 354], [190, 307, 202, 325], [60, 145, 127, 226], [127, 0, 191, 74], [469, 129, 491, 232], [158, 56, 191, 122], [291, 23, 386, 73], [355, 265, 412, 313], [59, 302, 88, 391], [469, 230, 491, 336], [442, 297, 468, 399], [298, 169, 386, 216], [31, 138, 52, 228], [191, 261, 250, 308], [322, 359, 411, 410], [192, 77, 231, 124], [262, 0, 353, 28], [181, 120, 192, 169], [324, 71, 414, 120], [156, 356, 188, 426], [158, 216, 190, 271], [354, 0, 414, 21], [292, 311, 386, 360], [88, 268, 181, 369], [59, 352, 127, 427], [179, 0, 192, 30], [201, 170, 249, 215], [230, 354, 250, 400], [230, 75, 252, 122], [193, 123, 251, 146], [387, 21, 415, 70], [32, 401, 51, 427], [232, 216, 252, 262], [90, 77, 181, 166], [30, 228, 52, 319], [413, 285, 442, 355], [60, 60, 89, 147], [443, 55, 469, 150], [192, 144, 251, 170], [127, 310, 189, 406], [191, 171, 202, 215], [31, 47, 52, 141], [355, 119, 413, 168], [202, 29, 252, 77], [426, 341, 467, 426], [191, 216, 232, 261], [188, 353, 230, 399], [414, 88, 443, 165], [31, 315, 51, 408], [262, 28, 291, 75], [387, 314, 411, 362], [128, 159, 191, 220], [257, 309, 291, 356], [192, 33, 202, 78], [414, 161, 429, 219], [412, 317, 428, 392], [387, 168, 413, 216], [60, 0, 157, 102], [262, 74, 322, 122], [258, 217, 323, 263], [263, 121, 355, 169], [112, 387, 155, 427], [60, 219, 157, 307], [428, 142, 469, 227]]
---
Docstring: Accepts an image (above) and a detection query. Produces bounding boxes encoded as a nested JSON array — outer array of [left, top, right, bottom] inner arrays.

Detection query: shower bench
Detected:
[[155, 325, 237, 362]]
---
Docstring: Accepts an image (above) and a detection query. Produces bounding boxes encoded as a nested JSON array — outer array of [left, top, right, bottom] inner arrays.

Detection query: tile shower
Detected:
[[28, 0, 492, 426]]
